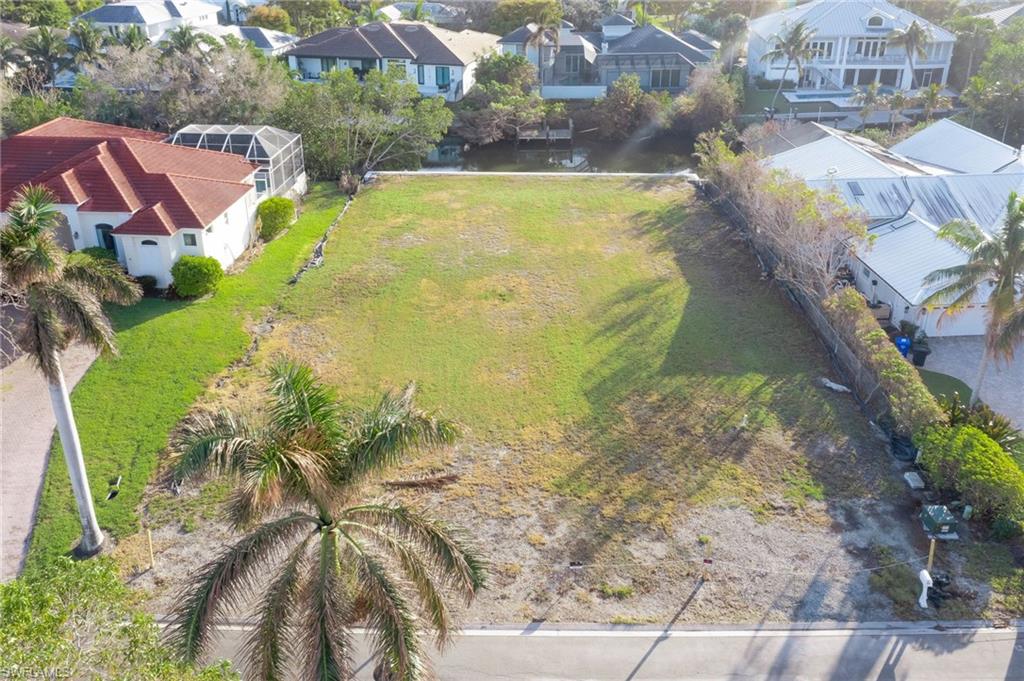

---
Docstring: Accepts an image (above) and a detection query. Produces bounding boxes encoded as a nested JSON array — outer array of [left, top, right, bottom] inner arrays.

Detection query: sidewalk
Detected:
[[1, 345, 98, 581]]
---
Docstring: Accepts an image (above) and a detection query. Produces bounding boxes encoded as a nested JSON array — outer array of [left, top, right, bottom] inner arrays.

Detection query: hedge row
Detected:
[[823, 287, 944, 435], [916, 425, 1024, 522]]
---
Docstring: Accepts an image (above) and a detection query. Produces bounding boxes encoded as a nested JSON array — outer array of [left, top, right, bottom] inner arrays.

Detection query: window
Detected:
[[867, 15, 883, 27], [435, 66, 451, 91], [140, 239, 158, 246], [183, 233, 197, 246], [255, 175, 268, 194], [320, 57, 335, 73], [854, 39, 886, 57], [807, 41, 833, 59], [417, 64, 425, 84], [650, 68, 681, 89], [565, 54, 583, 73]]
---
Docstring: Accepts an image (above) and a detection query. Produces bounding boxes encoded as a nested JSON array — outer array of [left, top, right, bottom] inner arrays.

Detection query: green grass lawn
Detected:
[[26, 184, 347, 571], [918, 368, 972, 403], [741, 85, 842, 117], [248, 176, 877, 534]]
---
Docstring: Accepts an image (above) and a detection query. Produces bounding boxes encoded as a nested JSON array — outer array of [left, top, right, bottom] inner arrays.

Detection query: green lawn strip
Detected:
[[26, 184, 346, 571], [918, 368, 972, 403]]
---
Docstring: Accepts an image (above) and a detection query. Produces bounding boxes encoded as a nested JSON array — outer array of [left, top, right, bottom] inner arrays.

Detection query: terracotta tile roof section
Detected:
[[0, 117, 258, 235]]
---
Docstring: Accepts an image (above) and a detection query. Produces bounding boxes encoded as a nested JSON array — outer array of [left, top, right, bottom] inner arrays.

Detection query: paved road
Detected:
[[1, 345, 98, 580], [204, 623, 1024, 680]]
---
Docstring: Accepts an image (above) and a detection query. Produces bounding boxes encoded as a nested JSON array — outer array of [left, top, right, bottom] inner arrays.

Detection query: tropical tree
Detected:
[[887, 19, 930, 90], [884, 89, 910, 133], [919, 82, 950, 121], [718, 12, 749, 70], [118, 24, 150, 52], [0, 186, 141, 555], [159, 24, 219, 57], [760, 20, 816, 115], [21, 26, 67, 86], [355, 0, 385, 24], [401, 0, 429, 21], [68, 19, 108, 66], [852, 81, 882, 130], [0, 35, 21, 74], [924, 192, 1024, 405], [165, 361, 486, 681], [524, 8, 560, 95]]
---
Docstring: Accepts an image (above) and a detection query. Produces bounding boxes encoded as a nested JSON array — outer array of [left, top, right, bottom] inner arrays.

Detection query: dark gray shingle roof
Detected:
[[604, 25, 710, 63]]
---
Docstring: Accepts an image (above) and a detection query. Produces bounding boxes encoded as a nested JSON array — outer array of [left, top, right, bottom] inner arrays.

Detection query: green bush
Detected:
[[823, 288, 944, 435], [916, 425, 1024, 520], [257, 196, 295, 241], [170, 255, 223, 298], [991, 516, 1024, 541], [940, 392, 1022, 456], [136, 275, 159, 293], [78, 246, 118, 261]]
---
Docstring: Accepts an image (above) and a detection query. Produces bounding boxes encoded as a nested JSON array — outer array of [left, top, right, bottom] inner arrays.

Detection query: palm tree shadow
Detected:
[[623, 578, 705, 681]]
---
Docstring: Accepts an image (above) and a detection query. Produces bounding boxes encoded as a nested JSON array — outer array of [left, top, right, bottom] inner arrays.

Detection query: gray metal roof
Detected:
[[974, 2, 1024, 26], [78, 0, 220, 25], [890, 119, 1024, 174]]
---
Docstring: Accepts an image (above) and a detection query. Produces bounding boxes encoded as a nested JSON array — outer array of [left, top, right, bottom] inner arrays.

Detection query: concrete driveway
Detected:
[[926, 336, 1024, 428], [1, 344, 97, 581]]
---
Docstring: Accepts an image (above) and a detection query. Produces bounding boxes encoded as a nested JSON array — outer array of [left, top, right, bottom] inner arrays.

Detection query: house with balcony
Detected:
[[499, 13, 713, 99], [76, 0, 221, 42], [283, 22, 499, 102], [747, 0, 955, 92]]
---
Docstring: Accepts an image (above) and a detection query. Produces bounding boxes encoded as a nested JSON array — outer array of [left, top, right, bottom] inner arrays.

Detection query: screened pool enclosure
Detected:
[[170, 124, 305, 197]]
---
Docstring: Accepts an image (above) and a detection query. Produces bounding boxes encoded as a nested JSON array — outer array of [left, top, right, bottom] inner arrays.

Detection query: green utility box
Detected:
[[920, 505, 957, 535]]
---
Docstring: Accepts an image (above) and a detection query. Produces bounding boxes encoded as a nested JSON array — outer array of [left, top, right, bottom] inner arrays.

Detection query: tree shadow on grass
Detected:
[[106, 297, 190, 333]]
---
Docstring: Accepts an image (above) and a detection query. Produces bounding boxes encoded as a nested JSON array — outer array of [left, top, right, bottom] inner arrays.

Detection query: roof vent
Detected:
[[404, 25, 419, 32], [365, 24, 380, 31], [849, 181, 865, 196]]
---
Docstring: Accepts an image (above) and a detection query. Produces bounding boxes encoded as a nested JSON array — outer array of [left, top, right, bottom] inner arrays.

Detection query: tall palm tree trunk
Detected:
[[769, 58, 792, 115], [906, 55, 916, 90], [47, 360, 104, 555], [968, 347, 992, 407]]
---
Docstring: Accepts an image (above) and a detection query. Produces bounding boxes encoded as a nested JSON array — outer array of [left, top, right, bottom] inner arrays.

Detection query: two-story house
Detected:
[[284, 22, 499, 102], [76, 0, 221, 42], [747, 0, 955, 92], [499, 13, 713, 99]]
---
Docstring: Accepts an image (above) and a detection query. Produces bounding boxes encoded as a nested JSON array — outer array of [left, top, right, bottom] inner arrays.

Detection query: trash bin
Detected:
[[895, 335, 912, 358]]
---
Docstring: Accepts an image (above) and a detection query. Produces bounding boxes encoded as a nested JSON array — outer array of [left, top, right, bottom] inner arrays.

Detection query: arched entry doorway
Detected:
[[95, 223, 117, 257]]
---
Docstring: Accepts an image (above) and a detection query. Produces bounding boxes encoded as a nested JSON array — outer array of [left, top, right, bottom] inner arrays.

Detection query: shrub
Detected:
[[940, 392, 1022, 456], [915, 425, 1024, 520], [136, 275, 159, 293], [257, 197, 295, 241], [753, 75, 796, 90], [171, 255, 223, 298], [79, 246, 118, 261], [991, 516, 1024, 541], [823, 288, 944, 435]]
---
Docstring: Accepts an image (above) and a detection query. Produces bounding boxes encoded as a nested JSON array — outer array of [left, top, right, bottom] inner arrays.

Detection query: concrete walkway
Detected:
[[927, 337, 1024, 428], [1, 345, 98, 580]]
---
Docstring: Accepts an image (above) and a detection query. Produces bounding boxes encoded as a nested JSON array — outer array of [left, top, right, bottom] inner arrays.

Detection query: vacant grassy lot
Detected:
[[25, 185, 346, 571], [129, 175, 930, 623]]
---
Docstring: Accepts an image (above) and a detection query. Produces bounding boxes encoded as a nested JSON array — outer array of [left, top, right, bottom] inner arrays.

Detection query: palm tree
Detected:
[[525, 9, 560, 96], [961, 75, 991, 128], [760, 20, 816, 115], [356, 0, 385, 25], [68, 19, 108, 66], [21, 26, 67, 86], [923, 192, 1024, 406], [887, 20, 930, 90], [401, 0, 429, 22], [166, 361, 486, 681], [0, 35, 22, 75], [852, 81, 882, 130], [919, 82, 951, 121], [118, 24, 149, 52], [0, 186, 142, 555], [884, 89, 910, 133], [159, 25, 219, 57]]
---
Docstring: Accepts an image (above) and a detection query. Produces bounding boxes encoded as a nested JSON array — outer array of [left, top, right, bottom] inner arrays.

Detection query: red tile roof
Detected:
[[0, 117, 257, 236]]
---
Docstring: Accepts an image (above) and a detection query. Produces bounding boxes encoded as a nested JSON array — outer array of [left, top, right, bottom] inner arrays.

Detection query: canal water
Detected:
[[424, 132, 696, 173]]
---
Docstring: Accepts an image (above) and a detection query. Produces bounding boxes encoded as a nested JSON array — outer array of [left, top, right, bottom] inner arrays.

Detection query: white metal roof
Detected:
[[765, 125, 932, 180], [890, 119, 1024, 174], [749, 0, 955, 42], [974, 2, 1024, 26]]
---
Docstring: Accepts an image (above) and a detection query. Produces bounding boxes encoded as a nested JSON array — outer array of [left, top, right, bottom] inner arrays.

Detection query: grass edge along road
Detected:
[[25, 184, 346, 572]]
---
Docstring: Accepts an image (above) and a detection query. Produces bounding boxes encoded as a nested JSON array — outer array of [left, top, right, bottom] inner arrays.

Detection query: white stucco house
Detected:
[[758, 119, 1024, 337], [76, 0, 221, 42], [0, 118, 263, 289], [284, 21, 499, 102], [747, 0, 955, 91]]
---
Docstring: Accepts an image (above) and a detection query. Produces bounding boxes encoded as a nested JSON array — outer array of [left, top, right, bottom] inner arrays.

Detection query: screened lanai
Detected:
[[170, 124, 306, 197]]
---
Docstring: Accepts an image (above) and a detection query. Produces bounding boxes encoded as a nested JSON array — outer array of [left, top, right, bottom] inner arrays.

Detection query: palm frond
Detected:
[[37, 279, 117, 354], [300, 529, 354, 681], [936, 219, 988, 253], [243, 533, 314, 681], [21, 293, 66, 383], [168, 409, 257, 482], [227, 442, 333, 528], [268, 360, 344, 438], [167, 512, 317, 663], [341, 503, 486, 601], [64, 253, 142, 306], [342, 383, 460, 480], [993, 304, 1024, 361], [354, 549, 425, 681]]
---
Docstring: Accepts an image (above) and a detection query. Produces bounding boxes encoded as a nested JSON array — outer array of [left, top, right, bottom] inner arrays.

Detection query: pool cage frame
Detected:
[[169, 124, 305, 197]]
